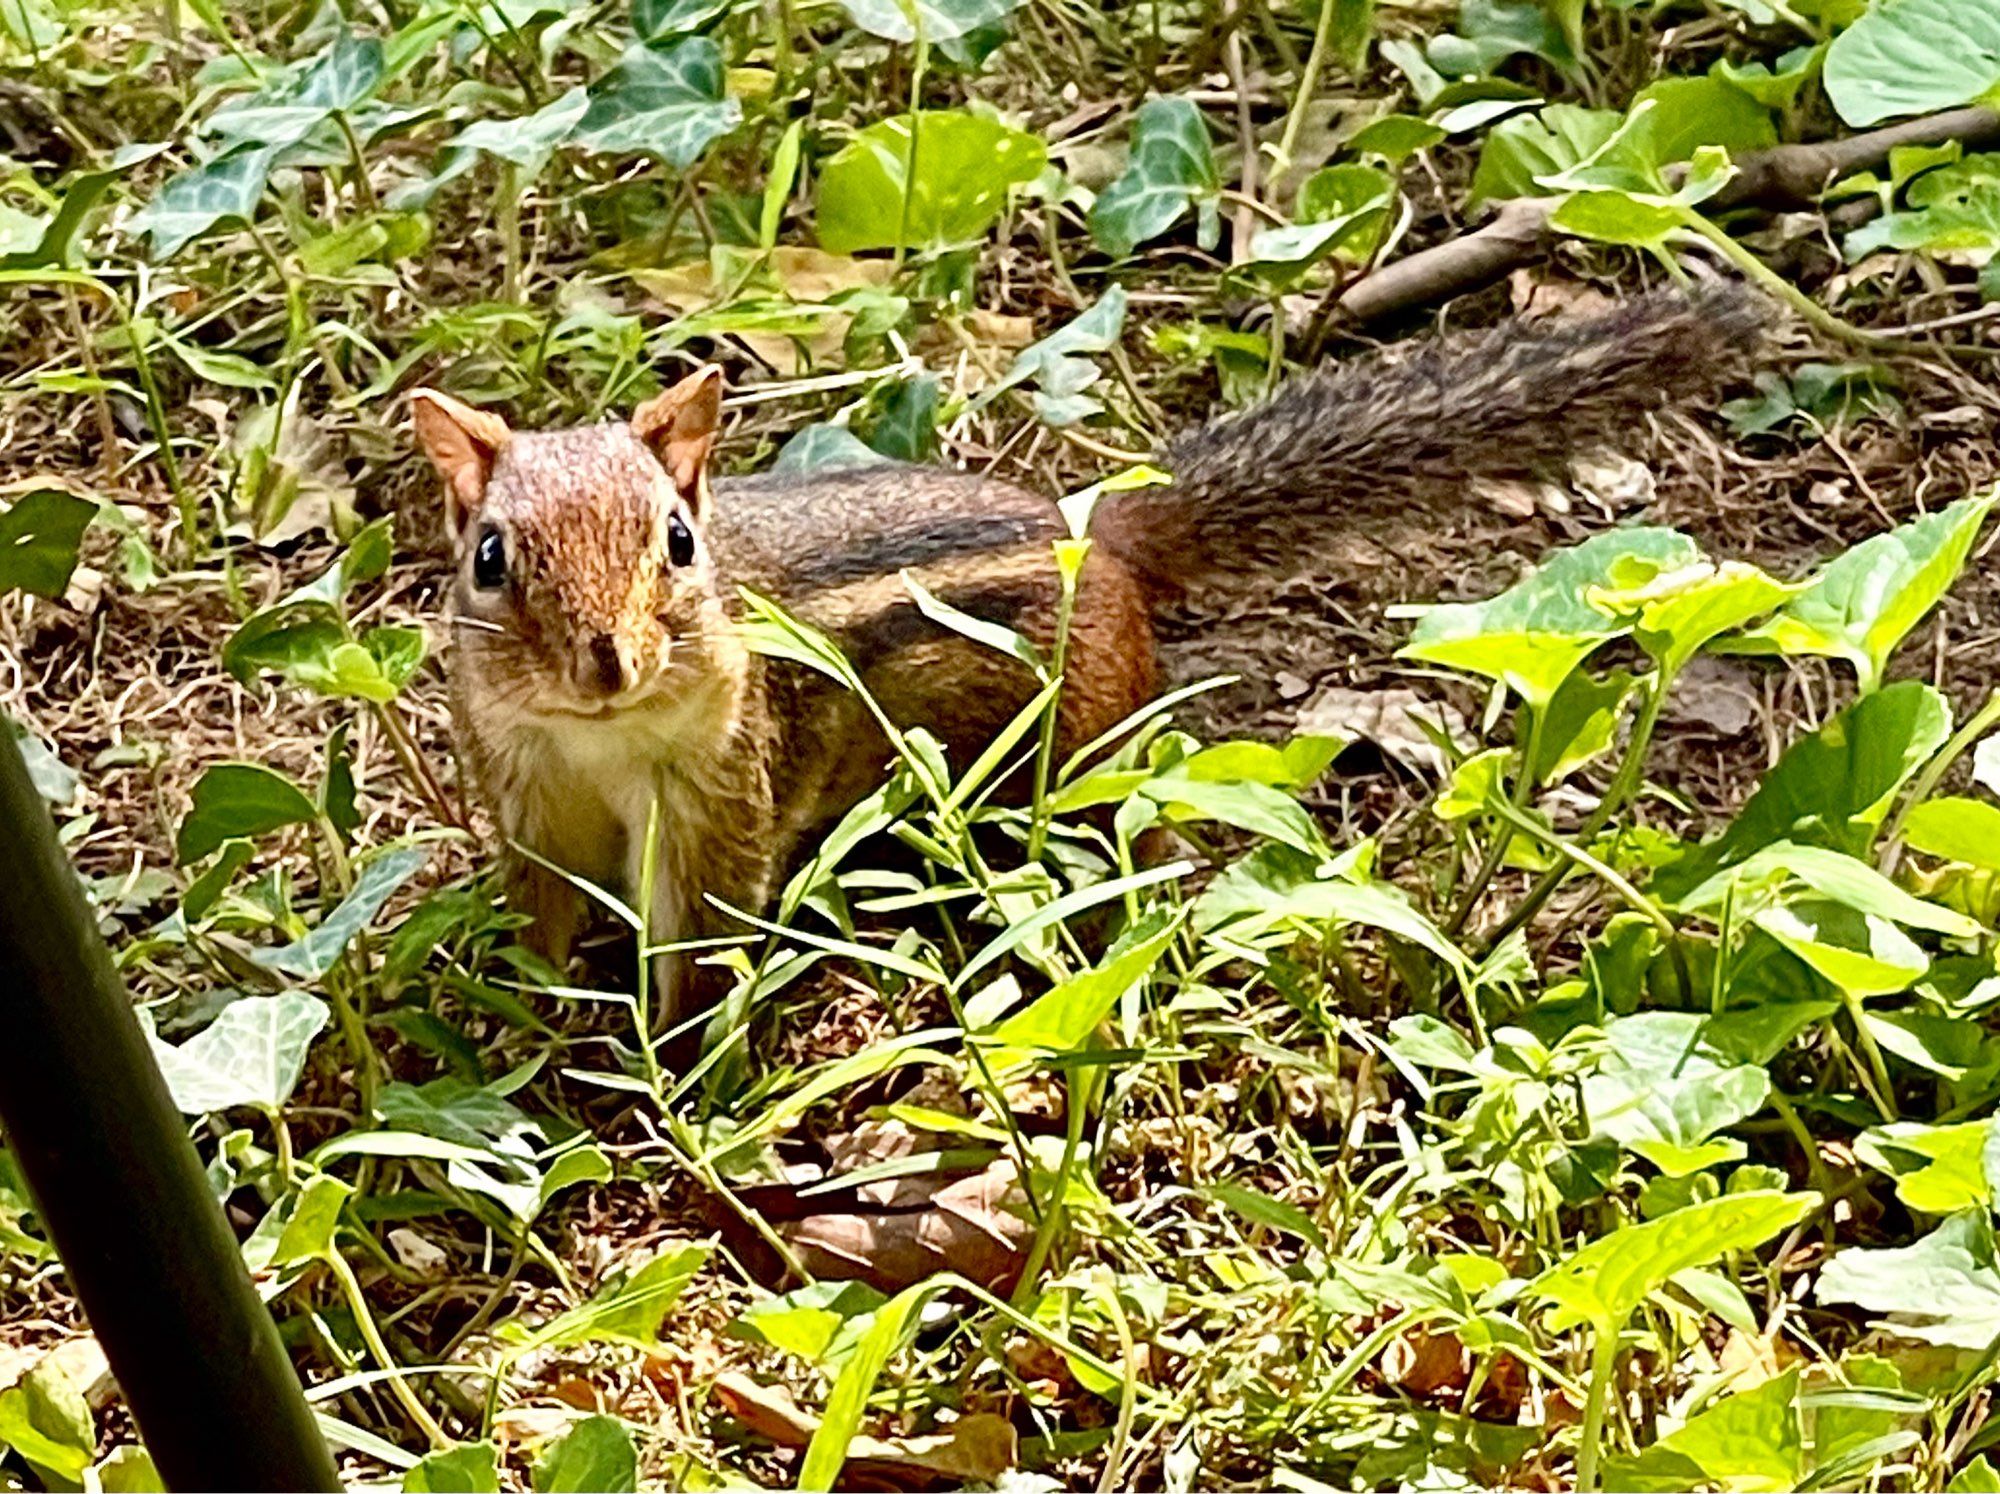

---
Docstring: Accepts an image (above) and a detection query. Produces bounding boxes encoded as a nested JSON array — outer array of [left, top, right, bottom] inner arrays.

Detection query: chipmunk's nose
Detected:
[[578, 633, 627, 697]]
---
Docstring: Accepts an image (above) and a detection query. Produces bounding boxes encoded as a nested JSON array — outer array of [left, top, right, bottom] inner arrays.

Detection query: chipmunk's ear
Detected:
[[631, 365, 723, 517], [410, 389, 511, 539]]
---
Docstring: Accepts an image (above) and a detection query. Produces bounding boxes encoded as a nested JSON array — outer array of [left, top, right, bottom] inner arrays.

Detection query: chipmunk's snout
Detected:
[[572, 632, 638, 698]]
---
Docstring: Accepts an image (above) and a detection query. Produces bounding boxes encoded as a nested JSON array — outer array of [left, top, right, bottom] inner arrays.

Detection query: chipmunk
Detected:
[[410, 286, 1762, 1015]]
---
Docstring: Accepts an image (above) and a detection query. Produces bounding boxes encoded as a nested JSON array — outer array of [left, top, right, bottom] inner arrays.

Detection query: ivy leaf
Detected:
[[837, 0, 1021, 42], [728, 1280, 889, 1367], [1845, 158, 2000, 261], [255, 845, 430, 979], [127, 143, 279, 259], [635, 0, 732, 35], [1470, 104, 1619, 205], [1248, 164, 1394, 273], [149, 991, 329, 1116], [1824, 0, 2000, 127], [177, 762, 317, 863], [1090, 97, 1220, 258], [1532, 1190, 1818, 1331], [979, 286, 1128, 426], [816, 111, 1046, 254], [1727, 491, 1998, 691], [205, 29, 385, 149], [406, 87, 590, 204], [0, 489, 94, 599], [772, 423, 892, 474], [573, 38, 741, 166]]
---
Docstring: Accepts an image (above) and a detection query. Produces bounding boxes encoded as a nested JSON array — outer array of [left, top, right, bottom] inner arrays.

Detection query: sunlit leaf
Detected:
[[1727, 492, 1998, 691], [1755, 899, 1929, 997], [1818, 1210, 2000, 1348], [1903, 797, 2000, 870], [1601, 1369, 1803, 1493], [403, 1442, 501, 1494], [817, 111, 1046, 254], [1533, 1190, 1818, 1330], [838, 0, 1020, 42], [1856, 1120, 1993, 1214], [533, 1417, 637, 1494], [1824, 0, 2000, 126], [255, 845, 430, 979]]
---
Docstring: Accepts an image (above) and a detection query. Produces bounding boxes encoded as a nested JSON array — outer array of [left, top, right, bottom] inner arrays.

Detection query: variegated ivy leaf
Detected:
[[837, 0, 1021, 43], [205, 29, 385, 149], [128, 144, 281, 259], [572, 38, 741, 166]]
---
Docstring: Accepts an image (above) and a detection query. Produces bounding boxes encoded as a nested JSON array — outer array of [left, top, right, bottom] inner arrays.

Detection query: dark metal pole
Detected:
[[0, 729, 340, 1492]]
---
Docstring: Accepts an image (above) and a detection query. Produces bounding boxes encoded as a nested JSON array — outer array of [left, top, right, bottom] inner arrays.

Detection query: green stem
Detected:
[[1484, 796, 1677, 945], [1575, 1322, 1620, 1493], [1483, 670, 1673, 951], [1880, 688, 2000, 874], [324, 1248, 452, 1449], [893, 35, 930, 267], [1273, 0, 1339, 185], [1028, 547, 1084, 863], [1012, 1064, 1091, 1305], [334, 110, 380, 216], [1447, 701, 1548, 936], [1675, 212, 1926, 354]]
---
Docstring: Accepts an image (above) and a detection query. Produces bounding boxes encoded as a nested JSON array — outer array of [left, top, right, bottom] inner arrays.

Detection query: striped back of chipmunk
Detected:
[[708, 465, 1069, 667]]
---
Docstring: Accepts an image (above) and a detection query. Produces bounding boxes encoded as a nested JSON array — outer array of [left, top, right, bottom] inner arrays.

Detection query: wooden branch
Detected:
[[1332, 105, 2000, 329]]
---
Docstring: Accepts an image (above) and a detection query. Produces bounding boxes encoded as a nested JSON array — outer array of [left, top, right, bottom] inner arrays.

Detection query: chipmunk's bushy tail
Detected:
[[1092, 284, 1767, 601]]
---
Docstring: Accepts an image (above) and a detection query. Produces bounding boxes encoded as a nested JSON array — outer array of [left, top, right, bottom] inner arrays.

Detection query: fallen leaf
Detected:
[[712, 1372, 1019, 1487], [1293, 687, 1468, 778]]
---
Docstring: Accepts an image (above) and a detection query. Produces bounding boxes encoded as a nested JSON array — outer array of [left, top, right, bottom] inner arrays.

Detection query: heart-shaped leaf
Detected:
[[177, 762, 316, 863], [1824, 0, 2000, 127], [1755, 898, 1929, 997], [837, 0, 1020, 42], [1727, 491, 1998, 691], [1818, 1210, 2000, 1348], [816, 111, 1046, 254], [403, 1442, 501, 1494], [149, 991, 329, 1115], [255, 845, 429, 979]]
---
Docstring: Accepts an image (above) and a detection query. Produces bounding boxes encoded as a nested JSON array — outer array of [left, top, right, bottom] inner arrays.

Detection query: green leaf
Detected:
[[799, 1279, 953, 1491], [1679, 841, 1980, 939], [94, 1445, 166, 1493], [0, 489, 94, 599], [1904, 797, 2000, 869], [573, 39, 741, 166], [816, 110, 1046, 254], [1656, 682, 1951, 899], [1727, 491, 1998, 690], [1768, 888, 1936, 992], [1532, 669, 1635, 784], [729, 1280, 888, 1366], [980, 913, 1182, 1063], [1715, 46, 1824, 111], [1090, 97, 1221, 258], [1582, 1013, 1771, 1152], [206, 30, 385, 149], [1824, 0, 2000, 127], [533, 1417, 637, 1494], [1589, 560, 1797, 674], [1400, 528, 1701, 708], [255, 845, 430, 979], [1628, 76, 1776, 165], [176, 762, 317, 863], [1601, 1369, 1803, 1494], [1248, 164, 1394, 272], [772, 423, 892, 474], [1845, 157, 2000, 261], [9, 716, 77, 806], [1470, 104, 1619, 206], [1349, 114, 1444, 162], [837, 0, 1020, 41], [1547, 190, 1685, 249], [272, 1173, 354, 1267], [149, 992, 329, 1116], [1818, 1210, 2000, 1348], [0, 1361, 96, 1484], [1139, 775, 1324, 855], [1533, 1190, 1818, 1330], [403, 1443, 501, 1494], [635, 0, 732, 36], [984, 286, 1129, 427], [1856, 1120, 1992, 1213], [1755, 898, 1928, 997], [1952, 1456, 2000, 1492], [508, 1245, 712, 1354], [129, 145, 281, 259]]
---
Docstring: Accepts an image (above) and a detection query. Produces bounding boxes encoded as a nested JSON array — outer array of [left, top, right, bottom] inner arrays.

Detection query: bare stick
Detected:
[[1332, 105, 2000, 329]]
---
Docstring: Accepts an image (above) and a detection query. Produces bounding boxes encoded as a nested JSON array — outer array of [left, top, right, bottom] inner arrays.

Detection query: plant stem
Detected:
[[335, 110, 380, 216], [1447, 702, 1547, 936], [370, 702, 462, 830], [893, 36, 930, 267], [1484, 797, 1677, 945], [1880, 688, 2000, 875], [324, 1248, 452, 1449], [1575, 1323, 1620, 1492], [1029, 547, 1085, 863], [1013, 1064, 1091, 1304], [1273, 0, 1338, 186]]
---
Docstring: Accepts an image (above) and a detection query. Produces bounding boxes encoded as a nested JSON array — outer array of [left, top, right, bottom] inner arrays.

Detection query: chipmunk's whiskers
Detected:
[[451, 616, 507, 635]]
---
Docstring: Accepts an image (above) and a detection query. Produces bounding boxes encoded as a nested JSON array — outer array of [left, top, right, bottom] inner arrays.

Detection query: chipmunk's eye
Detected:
[[472, 525, 508, 590], [666, 510, 696, 569]]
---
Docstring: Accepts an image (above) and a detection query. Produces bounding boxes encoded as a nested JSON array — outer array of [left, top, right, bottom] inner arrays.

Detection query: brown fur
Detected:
[[410, 289, 1766, 1017]]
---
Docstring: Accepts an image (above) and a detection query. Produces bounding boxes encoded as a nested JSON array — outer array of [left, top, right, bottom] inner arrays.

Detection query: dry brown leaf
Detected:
[[630, 248, 893, 375], [777, 1160, 1031, 1294], [1380, 1322, 1472, 1400], [711, 1372, 1018, 1487]]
